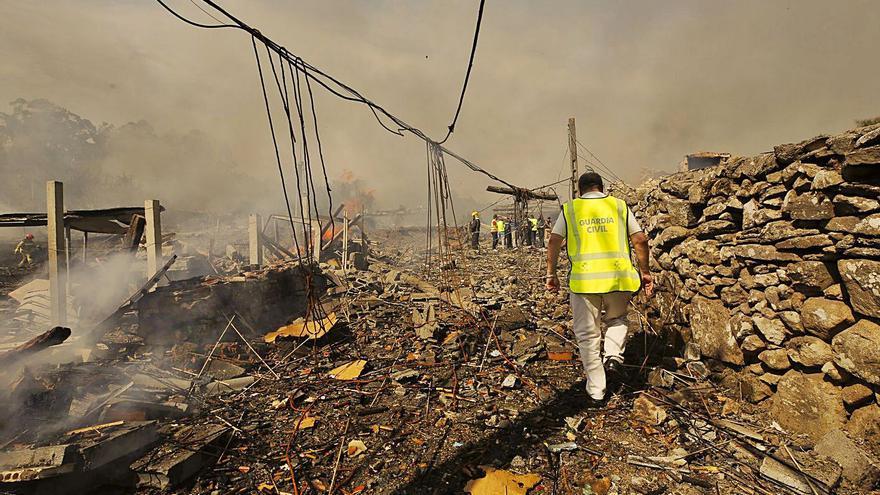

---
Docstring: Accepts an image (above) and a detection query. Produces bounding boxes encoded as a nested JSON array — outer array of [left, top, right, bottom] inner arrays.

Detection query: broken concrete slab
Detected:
[[204, 360, 246, 381], [0, 444, 77, 482], [77, 421, 160, 471], [205, 376, 257, 396], [132, 424, 230, 490], [758, 456, 829, 495], [814, 429, 880, 490]]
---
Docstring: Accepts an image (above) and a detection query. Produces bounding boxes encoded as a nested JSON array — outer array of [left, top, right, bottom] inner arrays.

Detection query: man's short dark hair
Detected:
[[578, 172, 604, 193]]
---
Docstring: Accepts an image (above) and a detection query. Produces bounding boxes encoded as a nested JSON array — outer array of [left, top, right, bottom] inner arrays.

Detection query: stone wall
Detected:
[[635, 123, 880, 451]]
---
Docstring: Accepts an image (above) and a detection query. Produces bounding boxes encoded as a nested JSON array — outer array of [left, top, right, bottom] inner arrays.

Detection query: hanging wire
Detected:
[[575, 139, 631, 187], [437, 0, 487, 145], [154, 0, 520, 191]]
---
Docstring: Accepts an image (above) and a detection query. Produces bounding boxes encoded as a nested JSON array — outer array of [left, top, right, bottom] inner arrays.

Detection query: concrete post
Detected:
[[342, 210, 349, 273], [312, 221, 322, 264], [145, 200, 162, 280], [47, 181, 67, 326], [249, 214, 263, 267]]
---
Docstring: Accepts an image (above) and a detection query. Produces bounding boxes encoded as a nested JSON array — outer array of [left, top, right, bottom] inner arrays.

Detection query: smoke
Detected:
[[0, 0, 878, 215], [0, 250, 145, 439]]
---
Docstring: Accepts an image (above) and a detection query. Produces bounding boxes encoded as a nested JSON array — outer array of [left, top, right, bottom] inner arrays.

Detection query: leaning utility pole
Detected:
[[568, 117, 578, 199]]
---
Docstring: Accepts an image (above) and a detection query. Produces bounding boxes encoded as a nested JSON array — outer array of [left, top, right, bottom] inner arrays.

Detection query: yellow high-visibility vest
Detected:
[[529, 218, 538, 232], [562, 196, 641, 294], [497, 220, 505, 233]]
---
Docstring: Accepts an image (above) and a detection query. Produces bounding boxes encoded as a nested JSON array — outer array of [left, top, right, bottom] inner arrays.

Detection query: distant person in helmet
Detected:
[[14, 233, 38, 267], [469, 211, 481, 250]]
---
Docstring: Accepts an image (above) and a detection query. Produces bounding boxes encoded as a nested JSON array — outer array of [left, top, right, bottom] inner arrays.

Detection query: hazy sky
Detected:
[[2, 0, 879, 212]]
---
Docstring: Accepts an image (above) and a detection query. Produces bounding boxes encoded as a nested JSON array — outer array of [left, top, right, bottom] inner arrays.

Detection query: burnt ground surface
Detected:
[[0, 230, 854, 495]]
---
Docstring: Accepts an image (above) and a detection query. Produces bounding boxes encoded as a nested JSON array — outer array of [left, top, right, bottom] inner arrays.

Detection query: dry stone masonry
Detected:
[[635, 122, 880, 469]]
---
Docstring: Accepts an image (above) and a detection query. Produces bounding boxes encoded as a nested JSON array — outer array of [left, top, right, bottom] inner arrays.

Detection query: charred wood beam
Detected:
[[0, 207, 164, 231], [0, 326, 71, 367], [259, 232, 297, 260], [486, 186, 557, 201], [122, 214, 146, 252]]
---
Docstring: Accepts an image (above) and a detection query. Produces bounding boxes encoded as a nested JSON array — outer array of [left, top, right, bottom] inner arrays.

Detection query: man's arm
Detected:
[[545, 233, 563, 291], [630, 232, 654, 297]]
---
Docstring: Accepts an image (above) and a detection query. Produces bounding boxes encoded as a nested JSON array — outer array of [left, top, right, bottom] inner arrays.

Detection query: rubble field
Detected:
[[1, 125, 879, 495], [2, 223, 873, 495]]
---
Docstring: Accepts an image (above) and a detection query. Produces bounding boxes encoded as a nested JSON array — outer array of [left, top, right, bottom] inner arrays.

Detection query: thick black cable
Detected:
[[251, 36, 299, 251], [437, 0, 486, 145], [302, 63, 335, 249], [291, 58, 322, 256], [266, 46, 306, 259]]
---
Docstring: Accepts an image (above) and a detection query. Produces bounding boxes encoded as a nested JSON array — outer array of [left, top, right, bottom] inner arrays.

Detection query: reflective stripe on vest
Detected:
[[563, 196, 641, 294]]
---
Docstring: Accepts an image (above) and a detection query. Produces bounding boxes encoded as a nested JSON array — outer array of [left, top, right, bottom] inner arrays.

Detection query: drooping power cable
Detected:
[[437, 0, 487, 145], [154, 0, 518, 191]]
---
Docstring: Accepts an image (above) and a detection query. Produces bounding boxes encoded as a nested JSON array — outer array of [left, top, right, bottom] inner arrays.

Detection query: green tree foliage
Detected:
[[0, 99, 272, 213], [856, 116, 880, 127]]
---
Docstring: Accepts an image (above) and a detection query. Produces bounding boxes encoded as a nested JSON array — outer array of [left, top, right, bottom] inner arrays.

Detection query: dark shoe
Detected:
[[584, 395, 606, 409], [605, 359, 623, 394]]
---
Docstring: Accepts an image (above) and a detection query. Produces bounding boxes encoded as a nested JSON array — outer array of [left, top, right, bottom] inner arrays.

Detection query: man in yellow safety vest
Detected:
[[528, 216, 539, 247], [497, 217, 507, 248], [546, 172, 654, 404]]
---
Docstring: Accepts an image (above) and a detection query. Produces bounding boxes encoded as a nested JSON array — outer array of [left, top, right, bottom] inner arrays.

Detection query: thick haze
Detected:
[[1, 0, 878, 214]]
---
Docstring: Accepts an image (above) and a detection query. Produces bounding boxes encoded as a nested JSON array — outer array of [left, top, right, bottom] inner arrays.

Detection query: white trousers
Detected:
[[571, 291, 632, 400]]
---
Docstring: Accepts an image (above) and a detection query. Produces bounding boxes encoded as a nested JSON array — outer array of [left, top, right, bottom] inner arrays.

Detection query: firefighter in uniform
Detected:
[[14, 233, 37, 267], [546, 172, 654, 404]]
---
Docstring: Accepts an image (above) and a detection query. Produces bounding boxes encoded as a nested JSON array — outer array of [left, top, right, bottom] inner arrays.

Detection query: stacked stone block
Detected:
[[635, 123, 880, 459]]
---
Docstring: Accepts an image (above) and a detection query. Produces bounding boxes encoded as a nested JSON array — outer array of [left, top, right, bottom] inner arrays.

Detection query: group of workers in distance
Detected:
[[467, 210, 551, 251]]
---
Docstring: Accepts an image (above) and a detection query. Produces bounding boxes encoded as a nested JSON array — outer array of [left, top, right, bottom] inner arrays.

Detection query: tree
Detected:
[[856, 116, 880, 127]]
